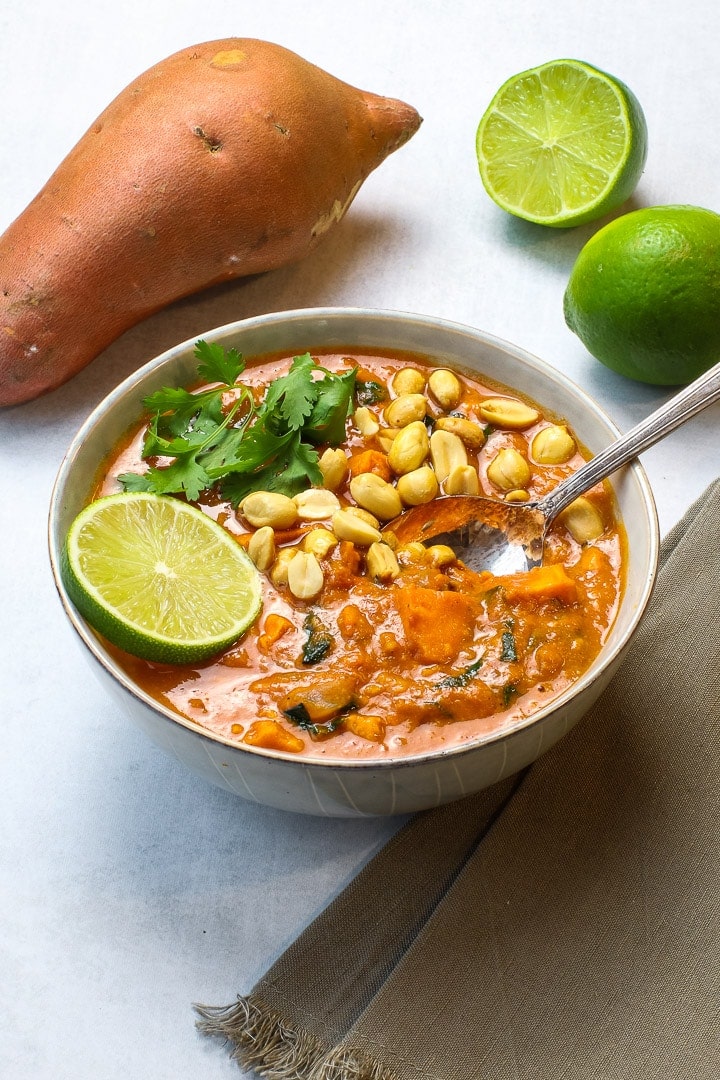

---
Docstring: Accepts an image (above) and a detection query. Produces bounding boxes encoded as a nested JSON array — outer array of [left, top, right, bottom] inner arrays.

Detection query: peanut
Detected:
[[396, 541, 429, 564], [366, 542, 401, 581], [345, 506, 381, 529], [268, 547, 297, 587], [384, 393, 427, 428], [426, 544, 456, 567], [318, 447, 349, 491], [397, 465, 439, 506], [444, 464, 480, 495], [377, 426, 400, 453], [388, 420, 430, 475], [301, 528, 338, 558], [430, 428, 468, 483], [434, 415, 486, 449], [287, 551, 324, 600], [531, 424, 576, 464], [428, 368, 462, 410], [392, 367, 426, 395], [486, 447, 531, 492], [247, 525, 276, 572], [241, 490, 298, 529], [478, 397, 539, 430], [350, 472, 403, 521], [354, 405, 380, 437], [558, 497, 605, 543], [332, 510, 382, 546], [293, 487, 341, 520]]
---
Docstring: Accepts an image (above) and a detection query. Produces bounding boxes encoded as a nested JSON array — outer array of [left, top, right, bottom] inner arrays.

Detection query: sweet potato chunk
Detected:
[[395, 587, 476, 664], [495, 563, 578, 606], [280, 675, 357, 722], [257, 614, 294, 653], [344, 713, 386, 743], [243, 720, 305, 754], [347, 448, 392, 482]]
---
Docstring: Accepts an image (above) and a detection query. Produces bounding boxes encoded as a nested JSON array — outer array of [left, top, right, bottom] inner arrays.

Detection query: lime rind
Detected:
[[61, 492, 263, 663], [564, 204, 720, 384], [476, 59, 648, 227]]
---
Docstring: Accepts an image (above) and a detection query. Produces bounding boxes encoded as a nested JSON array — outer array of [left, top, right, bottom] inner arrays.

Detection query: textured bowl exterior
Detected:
[[48, 308, 660, 817]]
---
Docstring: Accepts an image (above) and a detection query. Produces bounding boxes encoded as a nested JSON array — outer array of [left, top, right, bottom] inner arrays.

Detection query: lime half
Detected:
[[61, 492, 263, 664], [476, 59, 648, 227]]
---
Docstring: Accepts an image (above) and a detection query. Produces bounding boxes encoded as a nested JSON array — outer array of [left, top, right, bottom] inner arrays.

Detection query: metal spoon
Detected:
[[386, 359, 720, 574]]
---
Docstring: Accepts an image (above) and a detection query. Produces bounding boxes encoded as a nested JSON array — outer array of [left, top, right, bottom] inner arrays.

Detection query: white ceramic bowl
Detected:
[[48, 308, 659, 817]]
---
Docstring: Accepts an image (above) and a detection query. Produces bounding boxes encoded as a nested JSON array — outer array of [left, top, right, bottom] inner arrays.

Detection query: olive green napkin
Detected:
[[197, 479, 720, 1080]]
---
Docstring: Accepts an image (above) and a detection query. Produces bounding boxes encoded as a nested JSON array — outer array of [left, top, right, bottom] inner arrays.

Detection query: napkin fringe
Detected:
[[194, 994, 397, 1080], [307, 1047, 398, 1080], [195, 993, 324, 1077]]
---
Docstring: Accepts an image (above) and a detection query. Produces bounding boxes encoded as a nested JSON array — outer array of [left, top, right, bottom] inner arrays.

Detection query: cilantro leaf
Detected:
[[117, 469, 155, 493], [141, 415, 208, 459], [214, 422, 297, 474], [355, 379, 387, 406], [305, 367, 356, 445], [262, 352, 318, 431], [120, 456, 212, 502], [500, 622, 518, 662], [142, 386, 221, 440], [119, 342, 357, 507], [502, 684, 518, 708], [143, 385, 200, 414], [194, 339, 245, 386], [220, 430, 321, 505], [199, 424, 250, 474], [151, 457, 212, 502], [274, 436, 322, 493]]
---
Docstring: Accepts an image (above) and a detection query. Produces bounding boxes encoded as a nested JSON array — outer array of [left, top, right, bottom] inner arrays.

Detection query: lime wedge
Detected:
[[61, 492, 263, 663], [475, 59, 648, 227]]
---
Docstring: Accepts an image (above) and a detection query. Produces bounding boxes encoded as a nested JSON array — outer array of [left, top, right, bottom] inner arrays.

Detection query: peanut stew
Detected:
[[97, 348, 625, 761]]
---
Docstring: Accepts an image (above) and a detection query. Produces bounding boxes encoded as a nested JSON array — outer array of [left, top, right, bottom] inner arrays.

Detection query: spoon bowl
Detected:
[[389, 359, 720, 572], [386, 496, 546, 573]]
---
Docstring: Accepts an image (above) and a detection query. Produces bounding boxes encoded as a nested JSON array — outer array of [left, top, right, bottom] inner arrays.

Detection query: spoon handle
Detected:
[[541, 360, 720, 520]]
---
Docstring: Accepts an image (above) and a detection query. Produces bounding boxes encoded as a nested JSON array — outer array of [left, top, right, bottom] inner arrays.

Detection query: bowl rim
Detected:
[[48, 305, 660, 773]]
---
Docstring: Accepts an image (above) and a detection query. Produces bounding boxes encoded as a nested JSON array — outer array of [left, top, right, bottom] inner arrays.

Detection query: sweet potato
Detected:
[[395, 587, 476, 665], [0, 39, 421, 406], [495, 563, 579, 606], [347, 448, 393, 481]]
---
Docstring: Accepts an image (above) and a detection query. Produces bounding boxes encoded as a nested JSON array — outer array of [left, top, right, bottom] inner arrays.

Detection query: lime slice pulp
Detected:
[[61, 492, 263, 663], [475, 59, 648, 227]]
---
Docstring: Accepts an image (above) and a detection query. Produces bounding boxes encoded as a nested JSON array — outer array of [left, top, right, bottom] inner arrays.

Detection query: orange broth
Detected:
[[96, 349, 625, 761]]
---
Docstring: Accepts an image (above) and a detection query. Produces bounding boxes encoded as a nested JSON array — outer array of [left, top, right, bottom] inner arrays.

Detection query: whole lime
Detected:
[[564, 205, 720, 385]]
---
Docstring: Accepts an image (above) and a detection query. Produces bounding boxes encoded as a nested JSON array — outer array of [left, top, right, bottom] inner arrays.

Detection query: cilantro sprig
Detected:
[[119, 341, 357, 506]]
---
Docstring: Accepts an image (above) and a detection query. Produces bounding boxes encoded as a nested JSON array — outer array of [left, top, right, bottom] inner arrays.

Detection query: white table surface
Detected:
[[2, 2, 718, 1077]]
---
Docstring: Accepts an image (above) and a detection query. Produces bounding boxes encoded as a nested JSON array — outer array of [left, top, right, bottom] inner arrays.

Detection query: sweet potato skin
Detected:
[[0, 39, 421, 405]]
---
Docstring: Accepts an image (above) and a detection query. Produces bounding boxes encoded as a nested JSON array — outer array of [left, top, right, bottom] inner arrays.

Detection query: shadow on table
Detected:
[[498, 191, 647, 273]]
